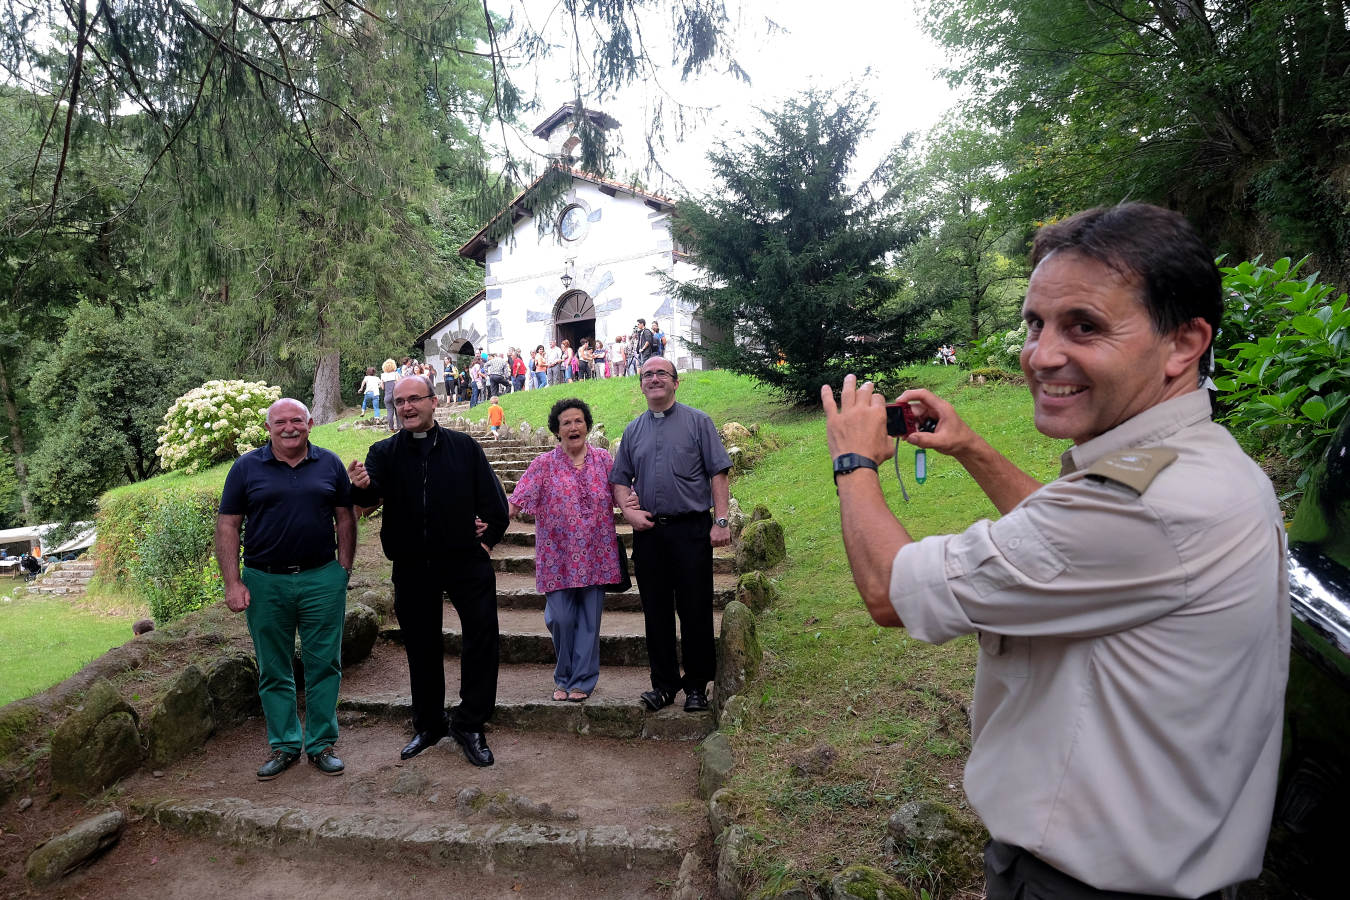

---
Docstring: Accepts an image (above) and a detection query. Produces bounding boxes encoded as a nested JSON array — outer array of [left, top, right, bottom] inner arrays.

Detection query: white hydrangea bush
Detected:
[[156, 380, 280, 474]]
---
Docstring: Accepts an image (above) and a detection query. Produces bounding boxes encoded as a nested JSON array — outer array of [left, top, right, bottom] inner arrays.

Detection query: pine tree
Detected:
[[672, 89, 933, 404]]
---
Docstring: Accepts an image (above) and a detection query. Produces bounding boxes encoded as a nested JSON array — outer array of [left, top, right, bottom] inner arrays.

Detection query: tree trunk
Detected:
[[311, 350, 343, 425], [0, 351, 35, 523]]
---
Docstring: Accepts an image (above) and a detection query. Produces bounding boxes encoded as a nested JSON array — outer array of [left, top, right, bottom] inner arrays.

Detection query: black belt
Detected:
[[247, 557, 334, 575], [652, 512, 708, 526]]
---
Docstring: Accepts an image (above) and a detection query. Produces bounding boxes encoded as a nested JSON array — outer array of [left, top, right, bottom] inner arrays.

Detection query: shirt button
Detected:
[[1008, 537, 1021, 549]]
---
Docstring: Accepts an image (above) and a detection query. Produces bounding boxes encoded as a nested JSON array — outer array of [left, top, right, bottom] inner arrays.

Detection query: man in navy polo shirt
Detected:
[[215, 398, 356, 781]]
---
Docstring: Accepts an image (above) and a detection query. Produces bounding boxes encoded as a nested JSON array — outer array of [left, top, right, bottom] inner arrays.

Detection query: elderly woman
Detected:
[[508, 398, 621, 701]]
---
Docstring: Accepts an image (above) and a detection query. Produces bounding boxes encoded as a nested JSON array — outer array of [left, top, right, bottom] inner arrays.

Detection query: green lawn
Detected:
[[0, 592, 138, 706]]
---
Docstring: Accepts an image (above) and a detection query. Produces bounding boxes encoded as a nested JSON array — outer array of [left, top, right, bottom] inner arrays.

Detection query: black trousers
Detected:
[[632, 515, 715, 696], [984, 841, 1225, 900], [392, 557, 498, 733]]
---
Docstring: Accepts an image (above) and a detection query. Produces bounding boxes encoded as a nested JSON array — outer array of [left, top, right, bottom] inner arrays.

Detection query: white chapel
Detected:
[[415, 103, 714, 379]]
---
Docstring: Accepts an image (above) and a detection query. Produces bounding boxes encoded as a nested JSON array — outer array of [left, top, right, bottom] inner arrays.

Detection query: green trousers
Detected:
[[242, 561, 347, 755]]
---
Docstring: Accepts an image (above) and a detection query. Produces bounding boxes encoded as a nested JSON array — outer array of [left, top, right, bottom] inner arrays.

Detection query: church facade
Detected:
[[415, 105, 714, 379]]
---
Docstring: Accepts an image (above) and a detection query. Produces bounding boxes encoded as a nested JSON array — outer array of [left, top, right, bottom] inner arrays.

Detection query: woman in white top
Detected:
[[358, 367, 383, 418]]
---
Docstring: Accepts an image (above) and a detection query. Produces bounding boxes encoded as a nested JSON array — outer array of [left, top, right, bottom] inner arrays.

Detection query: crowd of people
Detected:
[[356, 319, 671, 429]]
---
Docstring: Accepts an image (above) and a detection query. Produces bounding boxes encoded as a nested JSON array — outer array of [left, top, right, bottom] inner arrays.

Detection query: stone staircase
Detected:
[[24, 558, 96, 596], [125, 428, 723, 896]]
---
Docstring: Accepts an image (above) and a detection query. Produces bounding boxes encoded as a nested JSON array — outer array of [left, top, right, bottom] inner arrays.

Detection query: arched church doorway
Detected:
[[553, 290, 595, 351]]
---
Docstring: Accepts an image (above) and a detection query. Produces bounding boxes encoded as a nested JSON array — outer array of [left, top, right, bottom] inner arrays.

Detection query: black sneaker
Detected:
[[683, 689, 709, 713], [256, 749, 300, 781], [308, 747, 345, 776], [640, 689, 676, 711]]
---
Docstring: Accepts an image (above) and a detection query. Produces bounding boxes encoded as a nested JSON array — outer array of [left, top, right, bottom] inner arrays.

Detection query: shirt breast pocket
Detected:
[[672, 442, 703, 480], [978, 631, 1029, 679]]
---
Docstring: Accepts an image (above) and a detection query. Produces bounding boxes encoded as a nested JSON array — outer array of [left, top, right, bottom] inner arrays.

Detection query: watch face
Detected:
[[559, 205, 587, 241]]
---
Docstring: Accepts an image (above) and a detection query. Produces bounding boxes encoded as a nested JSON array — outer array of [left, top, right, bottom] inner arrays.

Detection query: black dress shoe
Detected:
[[308, 746, 345, 776], [640, 689, 676, 711], [257, 748, 300, 781], [400, 730, 446, 760], [448, 724, 494, 767], [683, 689, 709, 712]]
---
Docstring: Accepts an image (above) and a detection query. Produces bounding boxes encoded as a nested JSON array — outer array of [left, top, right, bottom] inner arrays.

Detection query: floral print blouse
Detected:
[[509, 444, 621, 592]]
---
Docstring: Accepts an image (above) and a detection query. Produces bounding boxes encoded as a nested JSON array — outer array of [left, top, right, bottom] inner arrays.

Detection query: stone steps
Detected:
[[491, 543, 735, 575], [25, 560, 97, 596], [121, 718, 705, 885], [339, 639, 713, 741], [380, 607, 722, 668], [493, 572, 736, 611]]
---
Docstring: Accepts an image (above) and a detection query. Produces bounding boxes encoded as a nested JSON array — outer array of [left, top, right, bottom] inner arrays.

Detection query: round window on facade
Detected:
[[558, 204, 588, 242]]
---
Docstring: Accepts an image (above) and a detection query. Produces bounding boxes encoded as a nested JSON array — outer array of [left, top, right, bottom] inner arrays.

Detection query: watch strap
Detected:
[[833, 453, 879, 484]]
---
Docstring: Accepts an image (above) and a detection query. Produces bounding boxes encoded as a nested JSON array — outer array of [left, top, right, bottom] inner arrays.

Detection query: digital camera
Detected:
[[885, 402, 937, 438]]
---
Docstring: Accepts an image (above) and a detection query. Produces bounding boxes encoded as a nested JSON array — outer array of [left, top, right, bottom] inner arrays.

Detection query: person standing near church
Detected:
[[215, 398, 355, 781], [347, 376, 509, 767], [611, 356, 732, 713]]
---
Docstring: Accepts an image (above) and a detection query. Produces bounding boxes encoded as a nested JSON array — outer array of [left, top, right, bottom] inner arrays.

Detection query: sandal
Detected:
[[551, 689, 568, 702], [566, 691, 589, 703]]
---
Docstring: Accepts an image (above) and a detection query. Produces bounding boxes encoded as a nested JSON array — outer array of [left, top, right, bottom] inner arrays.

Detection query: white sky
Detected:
[[492, 0, 958, 196]]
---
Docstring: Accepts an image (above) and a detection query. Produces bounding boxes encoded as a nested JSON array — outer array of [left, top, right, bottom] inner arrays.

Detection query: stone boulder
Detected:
[[885, 800, 983, 884], [708, 787, 743, 834], [50, 680, 144, 796], [205, 652, 261, 728], [828, 865, 914, 900], [718, 825, 750, 900], [749, 504, 772, 525], [736, 571, 780, 613], [750, 884, 813, 900], [699, 730, 735, 800], [736, 519, 785, 571], [717, 693, 750, 731], [587, 430, 610, 449], [25, 810, 125, 886], [145, 665, 214, 769], [358, 587, 394, 620], [715, 601, 762, 714], [519, 421, 532, 437], [720, 422, 752, 444], [727, 498, 747, 539], [342, 603, 379, 666]]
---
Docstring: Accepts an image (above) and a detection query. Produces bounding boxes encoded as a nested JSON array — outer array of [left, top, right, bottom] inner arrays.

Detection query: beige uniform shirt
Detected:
[[890, 390, 1288, 896]]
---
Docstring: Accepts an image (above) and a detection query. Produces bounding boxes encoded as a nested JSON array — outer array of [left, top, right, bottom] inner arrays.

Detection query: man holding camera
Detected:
[[824, 204, 1288, 898]]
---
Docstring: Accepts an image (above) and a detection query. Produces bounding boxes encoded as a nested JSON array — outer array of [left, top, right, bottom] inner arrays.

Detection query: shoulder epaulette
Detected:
[[1083, 447, 1178, 495]]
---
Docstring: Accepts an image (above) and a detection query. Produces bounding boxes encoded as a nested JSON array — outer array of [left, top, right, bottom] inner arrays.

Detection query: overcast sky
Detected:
[[492, 0, 958, 196]]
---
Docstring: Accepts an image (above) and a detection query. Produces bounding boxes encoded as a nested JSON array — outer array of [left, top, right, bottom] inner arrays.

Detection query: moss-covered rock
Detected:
[[716, 601, 762, 714], [736, 571, 780, 613], [145, 664, 214, 768], [25, 810, 125, 886], [885, 800, 983, 885], [828, 864, 915, 900], [341, 602, 379, 666], [205, 652, 261, 728], [50, 680, 144, 796], [699, 730, 735, 800], [736, 518, 785, 571]]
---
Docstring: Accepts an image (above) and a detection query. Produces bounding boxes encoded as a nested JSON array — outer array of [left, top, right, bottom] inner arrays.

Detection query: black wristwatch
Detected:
[[833, 453, 879, 485]]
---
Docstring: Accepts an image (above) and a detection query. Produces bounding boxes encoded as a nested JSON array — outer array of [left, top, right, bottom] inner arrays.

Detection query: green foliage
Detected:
[[673, 88, 934, 405], [23, 301, 215, 521], [156, 381, 278, 475], [970, 321, 1026, 371], [1213, 257, 1350, 488], [922, 0, 1350, 286], [123, 488, 222, 624]]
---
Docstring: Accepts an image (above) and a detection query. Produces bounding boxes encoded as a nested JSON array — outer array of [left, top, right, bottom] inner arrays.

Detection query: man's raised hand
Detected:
[[821, 374, 895, 464], [347, 459, 370, 489]]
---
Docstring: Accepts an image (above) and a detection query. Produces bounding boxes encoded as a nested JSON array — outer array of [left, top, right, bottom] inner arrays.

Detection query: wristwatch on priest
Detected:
[[714, 516, 729, 528]]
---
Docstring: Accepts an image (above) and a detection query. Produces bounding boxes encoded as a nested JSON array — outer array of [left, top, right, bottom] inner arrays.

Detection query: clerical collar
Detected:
[[412, 430, 429, 439], [650, 403, 676, 419]]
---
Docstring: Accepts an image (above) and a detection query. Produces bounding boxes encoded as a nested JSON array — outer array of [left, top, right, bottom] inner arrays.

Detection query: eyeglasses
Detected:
[[640, 370, 675, 382], [392, 394, 434, 407]]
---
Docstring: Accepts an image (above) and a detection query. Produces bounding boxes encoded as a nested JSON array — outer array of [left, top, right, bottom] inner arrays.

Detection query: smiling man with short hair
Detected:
[[824, 204, 1288, 898], [216, 398, 356, 781]]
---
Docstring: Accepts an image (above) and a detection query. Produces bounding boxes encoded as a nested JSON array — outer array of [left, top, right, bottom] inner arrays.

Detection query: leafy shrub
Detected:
[[971, 320, 1026, 371], [125, 488, 222, 623], [156, 380, 279, 474], [1213, 257, 1349, 491]]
